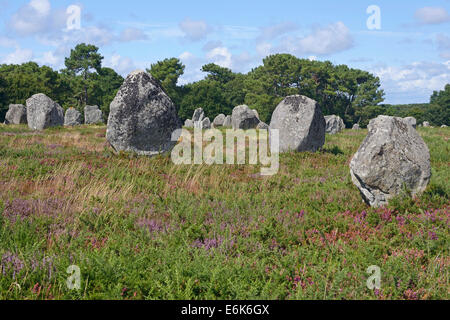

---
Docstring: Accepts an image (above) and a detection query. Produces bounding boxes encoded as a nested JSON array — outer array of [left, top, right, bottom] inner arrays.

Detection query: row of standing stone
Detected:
[[3, 94, 104, 129], [3, 70, 440, 209], [184, 106, 269, 130]]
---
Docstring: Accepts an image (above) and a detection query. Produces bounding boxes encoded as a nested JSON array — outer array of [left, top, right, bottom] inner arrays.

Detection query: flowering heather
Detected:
[[2, 198, 66, 222], [1, 252, 24, 280], [0, 125, 448, 299]]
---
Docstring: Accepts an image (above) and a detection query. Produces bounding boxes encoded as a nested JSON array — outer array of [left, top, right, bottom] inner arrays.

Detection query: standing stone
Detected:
[[269, 95, 325, 153], [252, 109, 260, 120], [5, 104, 27, 125], [223, 115, 232, 128], [442, 125, 448, 128], [64, 108, 83, 126], [256, 122, 269, 130], [423, 121, 430, 127], [202, 117, 211, 129], [106, 70, 181, 156], [213, 114, 226, 127], [184, 119, 194, 128], [26, 93, 64, 130], [192, 108, 205, 128], [352, 124, 361, 130], [232, 105, 260, 130], [325, 115, 345, 134], [350, 116, 431, 208], [84, 105, 104, 124], [192, 108, 205, 122], [403, 117, 417, 129]]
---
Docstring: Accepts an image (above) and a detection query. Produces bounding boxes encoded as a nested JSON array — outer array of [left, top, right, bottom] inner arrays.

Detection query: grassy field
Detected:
[[0, 124, 448, 300]]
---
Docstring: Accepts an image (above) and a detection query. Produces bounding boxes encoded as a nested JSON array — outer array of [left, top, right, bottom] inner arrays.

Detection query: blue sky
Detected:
[[0, 0, 449, 104]]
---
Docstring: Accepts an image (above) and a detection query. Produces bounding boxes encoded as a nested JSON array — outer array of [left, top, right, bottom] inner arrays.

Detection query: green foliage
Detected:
[[147, 58, 185, 108], [0, 44, 122, 122], [0, 125, 448, 299], [64, 43, 104, 106]]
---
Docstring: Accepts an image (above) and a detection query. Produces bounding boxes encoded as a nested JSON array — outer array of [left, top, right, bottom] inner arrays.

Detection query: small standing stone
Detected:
[[269, 95, 325, 153], [84, 105, 104, 124], [5, 104, 27, 125], [64, 108, 83, 126], [232, 105, 260, 130], [26, 93, 64, 130]]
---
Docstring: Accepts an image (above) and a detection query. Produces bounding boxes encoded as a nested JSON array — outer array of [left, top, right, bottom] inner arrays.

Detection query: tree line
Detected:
[[0, 43, 448, 127]]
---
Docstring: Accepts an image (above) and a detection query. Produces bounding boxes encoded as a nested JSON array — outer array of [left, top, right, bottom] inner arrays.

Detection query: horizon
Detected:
[[0, 0, 449, 105]]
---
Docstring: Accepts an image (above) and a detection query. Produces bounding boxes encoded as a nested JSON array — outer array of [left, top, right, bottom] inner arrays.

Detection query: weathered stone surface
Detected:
[[26, 93, 64, 130], [252, 109, 260, 120], [325, 115, 345, 134], [423, 121, 430, 127], [106, 70, 181, 156], [202, 117, 211, 129], [5, 104, 27, 125], [192, 108, 206, 129], [442, 125, 448, 128], [352, 124, 361, 130], [256, 122, 269, 130], [84, 105, 104, 124], [64, 108, 83, 126], [223, 115, 232, 127], [269, 95, 325, 153], [232, 105, 260, 130], [403, 117, 417, 129], [350, 116, 431, 207], [184, 119, 194, 128], [213, 114, 226, 127], [192, 108, 205, 122]]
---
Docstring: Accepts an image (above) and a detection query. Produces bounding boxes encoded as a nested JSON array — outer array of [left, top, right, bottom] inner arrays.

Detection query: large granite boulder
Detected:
[[213, 114, 226, 127], [350, 116, 431, 207], [232, 105, 260, 130], [5, 104, 27, 125], [325, 115, 345, 134], [403, 117, 417, 129], [423, 121, 430, 127], [64, 108, 83, 126], [106, 70, 181, 156], [84, 105, 104, 124], [269, 95, 325, 152], [223, 115, 232, 128], [184, 119, 194, 128], [26, 94, 64, 130], [352, 124, 361, 130]]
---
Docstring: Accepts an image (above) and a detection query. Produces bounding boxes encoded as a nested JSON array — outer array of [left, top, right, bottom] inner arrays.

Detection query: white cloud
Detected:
[[105, 54, 136, 76], [280, 22, 353, 56], [179, 18, 211, 41], [1, 47, 33, 64], [206, 47, 232, 69], [37, 51, 61, 67], [119, 27, 148, 42], [0, 36, 17, 48], [9, 0, 66, 36], [415, 7, 450, 25], [256, 42, 272, 57], [258, 22, 298, 41], [371, 60, 450, 103]]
